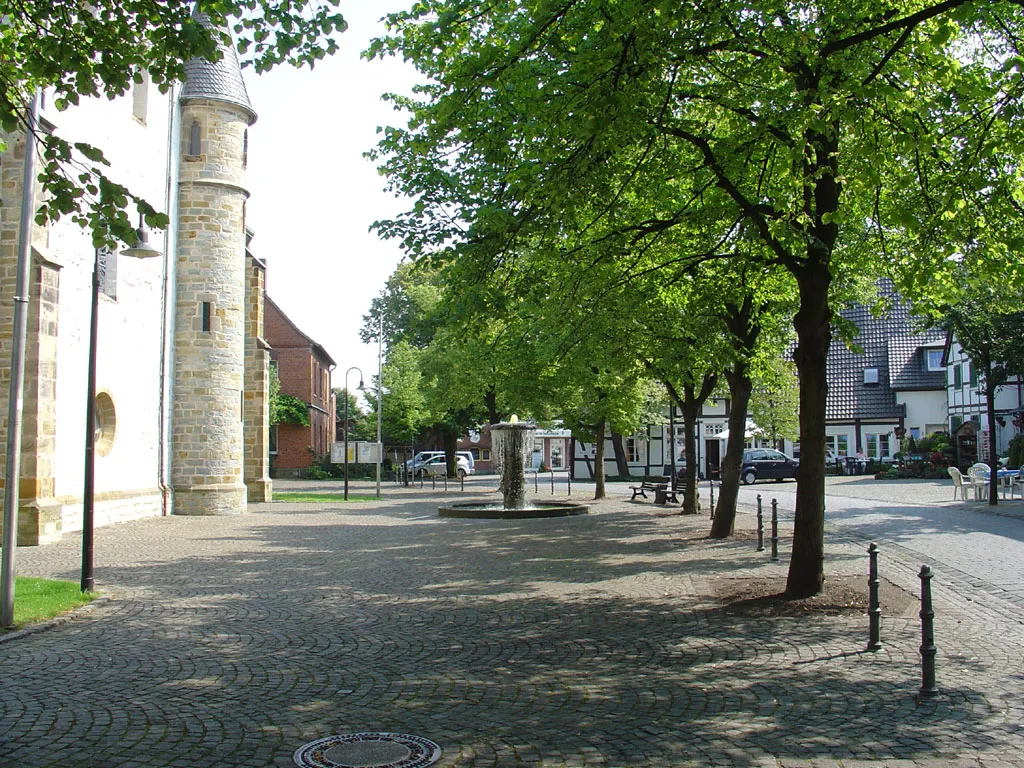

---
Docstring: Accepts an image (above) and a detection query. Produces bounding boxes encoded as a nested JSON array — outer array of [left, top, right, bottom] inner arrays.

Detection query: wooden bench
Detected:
[[630, 475, 672, 502]]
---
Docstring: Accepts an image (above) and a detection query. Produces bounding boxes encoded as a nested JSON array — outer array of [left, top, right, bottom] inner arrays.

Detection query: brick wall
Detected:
[[265, 297, 335, 473]]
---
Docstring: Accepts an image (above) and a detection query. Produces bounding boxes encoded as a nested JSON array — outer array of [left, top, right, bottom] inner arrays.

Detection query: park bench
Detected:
[[630, 475, 680, 504]]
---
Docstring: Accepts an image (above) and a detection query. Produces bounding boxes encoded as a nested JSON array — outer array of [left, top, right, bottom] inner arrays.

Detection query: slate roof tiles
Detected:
[[180, 11, 257, 125], [826, 284, 945, 421]]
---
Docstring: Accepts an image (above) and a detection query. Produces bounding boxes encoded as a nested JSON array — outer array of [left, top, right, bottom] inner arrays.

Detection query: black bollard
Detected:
[[432, 475, 436, 490], [443, 473, 448, 491], [867, 543, 882, 651], [756, 495, 764, 552], [460, 474, 464, 492], [568, 473, 572, 497], [770, 499, 779, 562], [534, 470, 539, 493], [919, 565, 938, 698], [551, 471, 555, 495], [709, 480, 715, 519]]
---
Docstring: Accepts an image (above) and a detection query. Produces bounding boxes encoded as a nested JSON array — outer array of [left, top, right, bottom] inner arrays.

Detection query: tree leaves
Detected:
[[0, 0, 347, 247]]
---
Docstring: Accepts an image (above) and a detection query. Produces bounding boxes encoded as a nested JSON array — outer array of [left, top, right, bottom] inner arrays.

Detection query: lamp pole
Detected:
[[344, 366, 364, 501], [376, 315, 383, 499], [81, 221, 161, 593]]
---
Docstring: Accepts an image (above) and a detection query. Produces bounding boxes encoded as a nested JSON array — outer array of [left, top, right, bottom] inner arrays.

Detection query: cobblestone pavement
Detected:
[[2, 478, 1023, 767]]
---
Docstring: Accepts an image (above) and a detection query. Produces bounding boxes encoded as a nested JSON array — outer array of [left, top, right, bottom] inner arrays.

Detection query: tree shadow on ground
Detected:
[[2, 499, 1019, 768]]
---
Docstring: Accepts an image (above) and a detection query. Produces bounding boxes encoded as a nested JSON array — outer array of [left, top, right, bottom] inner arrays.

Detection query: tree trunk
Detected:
[[786, 260, 831, 598], [442, 426, 458, 478], [663, 375, 717, 516], [484, 387, 500, 425], [985, 361, 999, 505], [711, 364, 752, 537], [680, 390, 701, 514], [610, 432, 630, 478], [594, 418, 607, 500]]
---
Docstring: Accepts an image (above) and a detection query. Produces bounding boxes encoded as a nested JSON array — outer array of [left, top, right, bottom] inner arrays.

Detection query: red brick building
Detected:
[[265, 296, 336, 477]]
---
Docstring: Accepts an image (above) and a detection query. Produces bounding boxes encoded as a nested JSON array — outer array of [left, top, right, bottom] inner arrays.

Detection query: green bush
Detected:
[[1008, 435, 1024, 470]]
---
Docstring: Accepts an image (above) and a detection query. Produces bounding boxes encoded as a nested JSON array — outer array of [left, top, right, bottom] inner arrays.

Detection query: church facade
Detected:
[[0, 16, 271, 546]]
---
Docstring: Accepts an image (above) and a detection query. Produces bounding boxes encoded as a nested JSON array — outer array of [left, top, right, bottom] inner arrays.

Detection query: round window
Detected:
[[94, 392, 116, 457]]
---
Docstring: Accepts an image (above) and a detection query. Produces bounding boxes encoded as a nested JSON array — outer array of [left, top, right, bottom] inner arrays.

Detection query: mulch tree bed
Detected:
[[714, 575, 916, 617]]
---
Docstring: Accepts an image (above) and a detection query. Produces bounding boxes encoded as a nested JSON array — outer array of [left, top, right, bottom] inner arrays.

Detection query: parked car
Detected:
[[416, 455, 471, 479], [406, 450, 475, 475], [741, 448, 799, 484]]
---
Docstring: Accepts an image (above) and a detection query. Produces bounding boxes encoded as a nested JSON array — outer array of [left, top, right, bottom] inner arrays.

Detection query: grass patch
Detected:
[[7, 577, 95, 630], [273, 492, 380, 503]]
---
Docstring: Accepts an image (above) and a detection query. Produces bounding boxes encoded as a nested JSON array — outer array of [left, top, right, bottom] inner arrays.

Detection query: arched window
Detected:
[[189, 120, 201, 156]]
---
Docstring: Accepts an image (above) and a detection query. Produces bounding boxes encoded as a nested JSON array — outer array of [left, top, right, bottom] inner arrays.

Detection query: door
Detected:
[[705, 439, 720, 479], [549, 439, 566, 469]]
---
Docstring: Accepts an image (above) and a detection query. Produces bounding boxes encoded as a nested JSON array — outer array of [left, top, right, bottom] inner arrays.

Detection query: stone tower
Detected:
[[172, 14, 258, 516]]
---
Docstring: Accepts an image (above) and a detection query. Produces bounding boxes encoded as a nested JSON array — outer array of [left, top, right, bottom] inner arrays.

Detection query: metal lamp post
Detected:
[[343, 366, 364, 501], [375, 316, 383, 499], [81, 220, 161, 593]]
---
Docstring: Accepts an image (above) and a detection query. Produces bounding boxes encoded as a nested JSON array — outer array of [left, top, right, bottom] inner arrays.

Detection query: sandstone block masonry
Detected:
[[171, 101, 251, 516]]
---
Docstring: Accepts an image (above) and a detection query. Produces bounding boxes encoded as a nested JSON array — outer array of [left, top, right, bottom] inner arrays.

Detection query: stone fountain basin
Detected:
[[438, 501, 589, 519]]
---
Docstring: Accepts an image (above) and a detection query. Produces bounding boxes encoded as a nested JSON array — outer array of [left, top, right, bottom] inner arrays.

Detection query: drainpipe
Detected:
[[158, 84, 180, 516], [1, 91, 40, 628]]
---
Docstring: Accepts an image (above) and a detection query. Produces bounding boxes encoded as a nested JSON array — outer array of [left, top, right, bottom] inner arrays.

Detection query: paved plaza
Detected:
[[2, 477, 1023, 767]]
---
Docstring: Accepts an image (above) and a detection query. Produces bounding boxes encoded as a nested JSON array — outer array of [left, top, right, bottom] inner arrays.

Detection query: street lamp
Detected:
[[375, 315, 383, 499], [81, 222, 160, 593], [343, 366, 364, 501]]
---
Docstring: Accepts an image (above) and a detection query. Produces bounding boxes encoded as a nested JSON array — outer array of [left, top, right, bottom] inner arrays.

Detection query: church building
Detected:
[[0, 13, 272, 546]]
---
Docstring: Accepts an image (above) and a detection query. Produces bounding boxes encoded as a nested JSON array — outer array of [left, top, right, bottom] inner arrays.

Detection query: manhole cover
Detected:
[[293, 732, 442, 768]]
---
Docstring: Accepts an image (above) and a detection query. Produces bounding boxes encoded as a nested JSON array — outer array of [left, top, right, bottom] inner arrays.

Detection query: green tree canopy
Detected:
[[370, 0, 1024, 595], [1, 0, 346, 248]]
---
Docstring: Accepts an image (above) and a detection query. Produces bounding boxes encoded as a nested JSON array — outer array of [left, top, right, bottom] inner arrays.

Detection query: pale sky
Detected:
[[245, 2, 420, 396]]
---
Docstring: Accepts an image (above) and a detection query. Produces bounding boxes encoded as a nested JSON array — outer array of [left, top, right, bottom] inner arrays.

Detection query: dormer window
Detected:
[[864, 367, 879, 385], [926, 348, 944, 371]]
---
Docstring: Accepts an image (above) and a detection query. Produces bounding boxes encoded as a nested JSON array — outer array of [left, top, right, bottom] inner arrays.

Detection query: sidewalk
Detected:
[[2, 481, 1022, 767]]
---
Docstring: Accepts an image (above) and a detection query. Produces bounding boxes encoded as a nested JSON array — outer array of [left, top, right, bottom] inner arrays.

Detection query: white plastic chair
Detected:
[[948, 467, 970, 501], [967, 463, 991, 500], [1010, 470, 1024, 501]]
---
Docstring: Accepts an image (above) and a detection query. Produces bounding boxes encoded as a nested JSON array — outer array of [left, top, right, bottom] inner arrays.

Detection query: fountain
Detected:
[[438, 416, 589, 519]]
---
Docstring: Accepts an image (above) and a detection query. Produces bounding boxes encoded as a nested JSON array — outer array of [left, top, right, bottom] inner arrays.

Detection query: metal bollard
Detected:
[[568, 473, 572, 497], [709, 480, 715, 519], [431, 475, 436, 490], [460, 474, 464, 492], [443, 473, 448, 491], [534, 471, 539, 492], [551, 471, 555, 495], [770, 499, 779, 562], [867, 543, 882, 651], [919, 565, 938, 698], [756, 495, 764, 552]]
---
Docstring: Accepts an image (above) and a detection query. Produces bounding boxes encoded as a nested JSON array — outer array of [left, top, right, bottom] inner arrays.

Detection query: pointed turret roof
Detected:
[[180, 9, 258, 125]]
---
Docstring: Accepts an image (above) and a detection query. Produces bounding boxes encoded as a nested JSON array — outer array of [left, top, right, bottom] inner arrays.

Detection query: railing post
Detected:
[[867, 543, 882, 651], [770, 499, 779, 562], [919, 565, 938, 698], [756, 494, 764, 552]]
